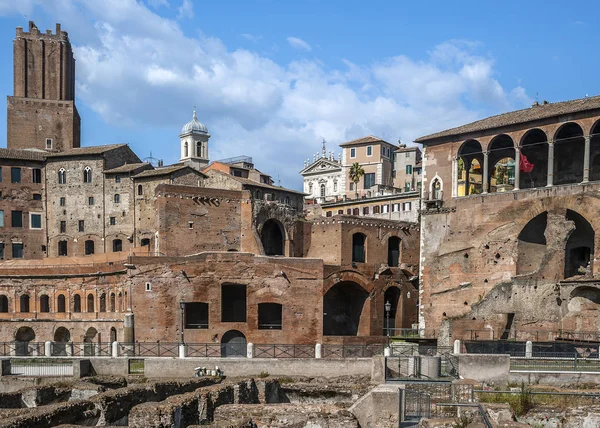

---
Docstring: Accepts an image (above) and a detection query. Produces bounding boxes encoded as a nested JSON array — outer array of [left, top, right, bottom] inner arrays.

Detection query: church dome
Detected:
[[181, 109, 208, 135]]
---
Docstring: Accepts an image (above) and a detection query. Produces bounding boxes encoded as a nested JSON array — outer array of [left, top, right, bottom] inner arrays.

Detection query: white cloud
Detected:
[[241, 33, 262, 43], [287, 37, 312, 52], [177, 0, 193, 19], [0, 0, 530, 189]]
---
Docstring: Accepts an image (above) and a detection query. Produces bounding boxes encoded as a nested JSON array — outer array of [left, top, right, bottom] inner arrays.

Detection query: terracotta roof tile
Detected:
[[0, 148, 46, 161], [133, 164, 207, 178], [104, 163, 151, 174], [339, 135, 388, 147], [415, 95, 600, 143], [45, 144, 127, 157]]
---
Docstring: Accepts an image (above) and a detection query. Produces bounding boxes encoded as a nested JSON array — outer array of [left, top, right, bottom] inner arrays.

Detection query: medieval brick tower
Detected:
[[7, 21, 80, 152]]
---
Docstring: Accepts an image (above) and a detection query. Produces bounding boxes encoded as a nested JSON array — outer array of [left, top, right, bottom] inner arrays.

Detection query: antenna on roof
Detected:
[[143, 151, 161, 167]]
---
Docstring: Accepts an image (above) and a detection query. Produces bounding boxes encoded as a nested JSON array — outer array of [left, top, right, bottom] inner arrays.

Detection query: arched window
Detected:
[[137, 184, 143, 196], [457, 140, 483, 196], [57, 294, 66, 313], [554, 122, 585, 185], [520, 129, 549, 189], [184, 141, 189, 157], [320, 184, 326, 197], [99, 294, 106, 312], [0, 295, 8, 312], [87, 294, 95, 313], [352, 233, 366, 263], [110, 327, 117, 342], [140, 238, 150, 247], [20, 294, 30, 312], [58, 168, 66, 184], [431, 178, 442, 200], [85, 240, 95, 255], [196, 141, 202, 157], [83, 166, 92, 183], [73, 294, 81, 313], [40, 295, 50, 312], [58, 240, 68, 256], [110, 293, 116, 312], [488, 134, 515, 193], [114, 194, 120, 203], [113, 239, 122, 252]]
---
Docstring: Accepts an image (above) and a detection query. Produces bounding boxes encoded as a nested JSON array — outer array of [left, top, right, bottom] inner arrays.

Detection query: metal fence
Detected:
[[463, 329, 600, 342], [510, 354, 600, 372], [387, 347, 459, 381], [8, 359, 73, 377], [400, 383, 475, 426], [254, 344, 315, 358]]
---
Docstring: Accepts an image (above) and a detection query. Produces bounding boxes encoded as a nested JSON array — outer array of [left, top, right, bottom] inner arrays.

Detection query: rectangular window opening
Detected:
[[184, 302, 209, 329], [221, 284, 247, 322]]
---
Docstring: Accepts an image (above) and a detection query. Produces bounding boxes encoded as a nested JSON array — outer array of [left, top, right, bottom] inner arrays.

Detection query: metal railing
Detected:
[[0, 342, 44, 357], [384, 328, 437, 338], [254, 344, 314, 358], [322, 344, 384, 358], [464, 328, 600, 342], [8, 359, 73, 377], [387, 347, 459, 381], [186, 343, 222, 358], [510, 353, 600, 372], [401, 384, 475, 425], [120, 342, 180, 357]]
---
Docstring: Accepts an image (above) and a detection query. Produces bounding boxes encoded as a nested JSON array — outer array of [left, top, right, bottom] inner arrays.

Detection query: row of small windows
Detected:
[[0, 211, 42, 229], [0, 292, 127, 313], [349, 146, 393, 159], [0, 167, 42, 184], [253, 189, 291, 205], [183, 285, 283, 330], [58, 194, 122, 206], [57, 166, 92, 184], [325, 202, 413, 217], [57, 238, 123, 256]]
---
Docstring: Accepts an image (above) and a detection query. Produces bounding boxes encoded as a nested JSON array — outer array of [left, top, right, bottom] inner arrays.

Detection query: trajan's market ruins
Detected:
[[2, 18, 600, 428]]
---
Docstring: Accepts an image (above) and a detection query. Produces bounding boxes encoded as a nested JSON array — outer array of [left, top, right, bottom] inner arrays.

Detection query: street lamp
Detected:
[[179, 301, 185, 344], [385, 300, 391, 337]]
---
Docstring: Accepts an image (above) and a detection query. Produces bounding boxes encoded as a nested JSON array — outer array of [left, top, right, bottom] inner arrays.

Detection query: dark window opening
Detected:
[[78, 220, 84, 232], [0, 295, 7, 312], [258, 303, 282, 329], [565, 210, 595, 278], [85, 240, 94, 255], [87, 294, 95, 312], [11, 167, 21, 183], [184, 302, 209, 329], [83, 167, 92, 183], [388, 236, 401, 267], [110, 293, 116, 312], [554, 123, 585, 185], [73, 294, 81, 313], [364, 172, 375, 189], [137, 184, 143, 195], [99, 294, 106, 312], [261, 219, 284, 256], [58, 169, 66, 184], [60, 221, 66, 234], [33, 193, 42, 201], [113, 239, 122, 252], [57, 295, 66, 313], [221, 283, 247, 322], [20, 294, 30, 312], [352, 233, 366, 263], [141, 238, 150, 247], [40, 295, 50, 312], [12, 243, 23, 259], [32, 168, 42, 183], [11, 211, 23, 227]]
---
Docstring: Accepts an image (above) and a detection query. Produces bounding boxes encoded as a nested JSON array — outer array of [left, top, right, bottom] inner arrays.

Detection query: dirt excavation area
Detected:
[[0, 375, 374, 427]]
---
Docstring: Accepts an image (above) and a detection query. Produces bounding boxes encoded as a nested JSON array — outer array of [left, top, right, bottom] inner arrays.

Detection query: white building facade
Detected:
[[300, 142, 344, 204]]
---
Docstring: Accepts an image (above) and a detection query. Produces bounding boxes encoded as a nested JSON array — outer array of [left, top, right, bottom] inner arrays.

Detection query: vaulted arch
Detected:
[[457, 139, 483, 196]]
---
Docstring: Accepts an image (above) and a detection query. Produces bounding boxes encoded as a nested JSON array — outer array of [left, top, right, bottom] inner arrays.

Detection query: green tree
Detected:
[[349, 162, 365, 199]]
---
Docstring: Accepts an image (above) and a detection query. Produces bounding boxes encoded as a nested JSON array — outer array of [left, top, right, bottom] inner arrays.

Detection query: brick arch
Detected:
[[323, 269, 372, 296]]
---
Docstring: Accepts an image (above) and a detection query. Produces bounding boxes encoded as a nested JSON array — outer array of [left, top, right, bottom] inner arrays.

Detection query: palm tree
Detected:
[[349, 162, 365, 199]]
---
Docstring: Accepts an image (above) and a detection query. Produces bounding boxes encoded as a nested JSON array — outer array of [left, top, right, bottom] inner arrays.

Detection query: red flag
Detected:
[[519, 153, 534, 173]]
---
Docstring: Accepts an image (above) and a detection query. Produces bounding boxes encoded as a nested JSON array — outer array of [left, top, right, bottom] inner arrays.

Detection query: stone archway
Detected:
[[221, 330, 247, 357], [261, 219, 285, 256], [15, 326, 35, 356], [323, 281, 369, 336], [54, 327, 71, 356]]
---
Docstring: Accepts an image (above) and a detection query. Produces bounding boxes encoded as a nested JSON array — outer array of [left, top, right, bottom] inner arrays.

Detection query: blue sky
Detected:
[[0, 0, 597, 189]]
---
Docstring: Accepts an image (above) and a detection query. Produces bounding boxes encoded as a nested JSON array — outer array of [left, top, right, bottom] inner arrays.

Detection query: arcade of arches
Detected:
[[455, 121, 600, 196]]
